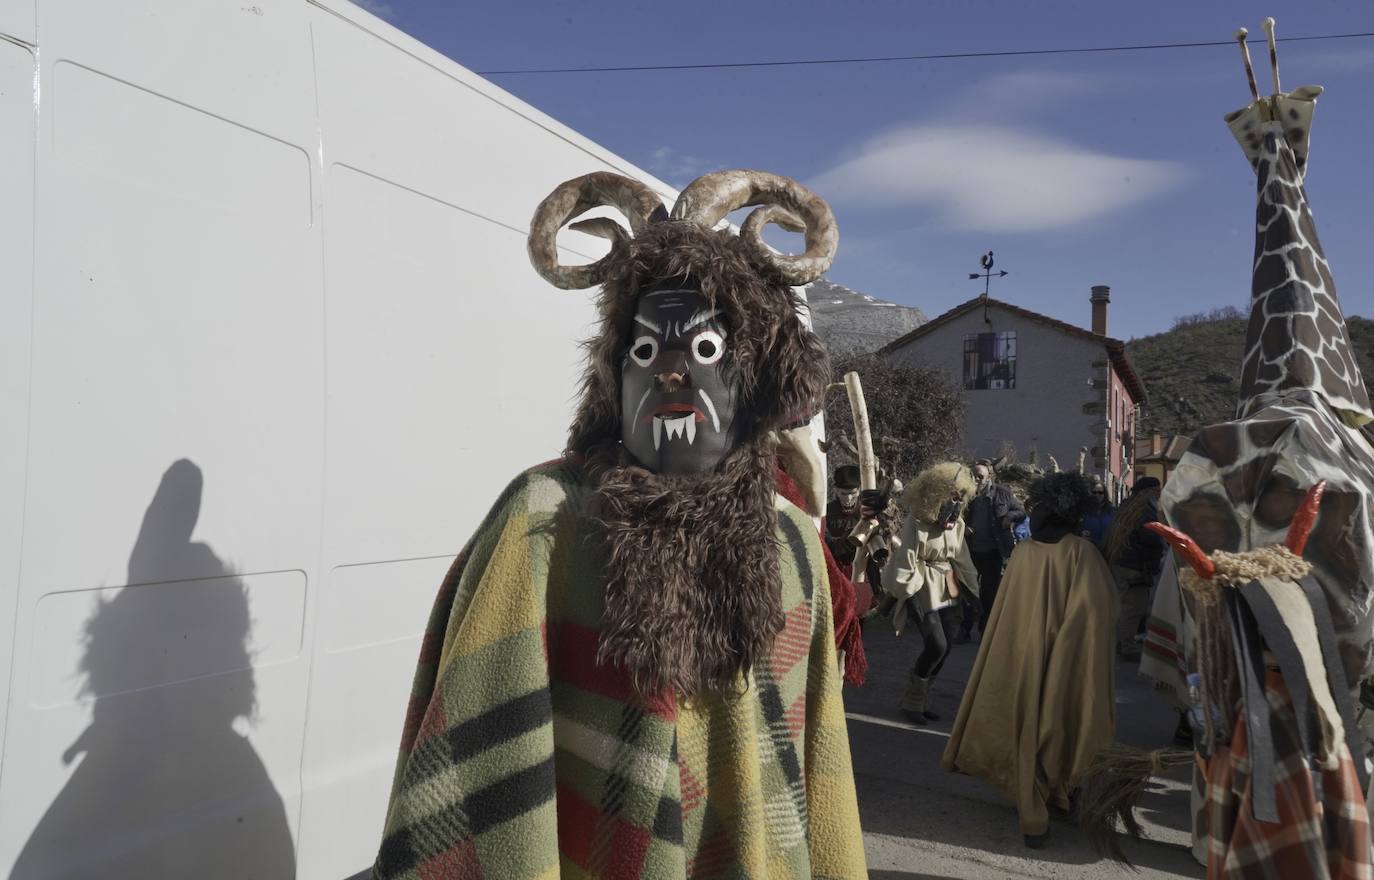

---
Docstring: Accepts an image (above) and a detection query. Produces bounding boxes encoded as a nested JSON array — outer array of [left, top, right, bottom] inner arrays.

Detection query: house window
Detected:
[[962, 331, 1017, 390]]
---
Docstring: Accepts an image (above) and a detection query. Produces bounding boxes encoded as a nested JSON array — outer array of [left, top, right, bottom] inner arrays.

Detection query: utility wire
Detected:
[[476, 31, 1374, 75]]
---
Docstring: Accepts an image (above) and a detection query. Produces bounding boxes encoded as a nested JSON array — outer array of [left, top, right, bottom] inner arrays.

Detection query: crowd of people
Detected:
[[822, 459, 1174, 846]]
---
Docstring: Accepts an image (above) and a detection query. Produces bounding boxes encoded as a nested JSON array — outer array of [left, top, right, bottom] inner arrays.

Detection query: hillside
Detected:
[[1127, 314, 1374, 437], [805, 278, 926, 356]]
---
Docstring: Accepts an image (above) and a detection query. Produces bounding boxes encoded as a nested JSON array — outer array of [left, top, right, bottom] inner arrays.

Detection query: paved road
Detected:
[[846, 617, 1206, 879]]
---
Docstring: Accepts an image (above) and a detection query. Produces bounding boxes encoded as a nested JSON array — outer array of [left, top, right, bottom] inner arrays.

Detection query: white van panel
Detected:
[[0, 5, 324, 870], [308, 5, 670, 237], [37, 0, 318, 150], [0, 37, 35, 775], [0, 0, 35, 45], [1, 0, 691, 876], [317, 164, 593, 562], [29, 570, 307, 708]]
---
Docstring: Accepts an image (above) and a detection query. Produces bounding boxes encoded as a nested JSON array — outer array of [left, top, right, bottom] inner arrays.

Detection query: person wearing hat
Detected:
[[825, 465, 862, 570], [1101, 475, 1165, 662]]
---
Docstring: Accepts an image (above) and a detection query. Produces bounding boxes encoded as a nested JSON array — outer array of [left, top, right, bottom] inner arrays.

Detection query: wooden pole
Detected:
[[842, 371, 877, 584], [843, 371, 877, 491]]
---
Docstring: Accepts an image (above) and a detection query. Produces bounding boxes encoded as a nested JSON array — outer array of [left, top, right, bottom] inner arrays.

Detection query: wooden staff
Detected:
[[842, 371, 877, 584]]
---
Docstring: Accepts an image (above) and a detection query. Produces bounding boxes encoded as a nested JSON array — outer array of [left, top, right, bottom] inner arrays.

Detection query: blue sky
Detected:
[[350, 0, 1373, 338]]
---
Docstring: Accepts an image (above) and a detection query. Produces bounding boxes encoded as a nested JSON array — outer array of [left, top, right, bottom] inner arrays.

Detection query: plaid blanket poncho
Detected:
[[373, 460, 867, 879], [1200, 670, 1371, 879]]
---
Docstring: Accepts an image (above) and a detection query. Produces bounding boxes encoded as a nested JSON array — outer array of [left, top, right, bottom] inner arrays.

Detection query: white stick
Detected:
[[842, 372, 877, 491], [1235, 28, 1259, 101], [842, 371, 877, 584], [1263, 18, 1281, 96]]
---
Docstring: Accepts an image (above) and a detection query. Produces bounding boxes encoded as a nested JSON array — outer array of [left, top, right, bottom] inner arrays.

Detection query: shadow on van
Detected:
[[11, 459, 296, 879]]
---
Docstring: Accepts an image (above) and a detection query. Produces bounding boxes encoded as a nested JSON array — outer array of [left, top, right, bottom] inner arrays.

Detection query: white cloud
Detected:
[[645, 146, 710, 185], [350, 0, 397, 21], [810, 123, 1185, 233]]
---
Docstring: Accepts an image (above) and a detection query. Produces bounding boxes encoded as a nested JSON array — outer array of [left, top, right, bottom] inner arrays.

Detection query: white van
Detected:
[[0, 1, 675, 876]]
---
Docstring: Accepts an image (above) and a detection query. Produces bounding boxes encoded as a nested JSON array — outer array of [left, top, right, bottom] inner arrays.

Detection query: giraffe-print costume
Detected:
[[1165, 86, 1374, 696], [1225, 87, 1372, 425], [1160, 69, 1374, 874]]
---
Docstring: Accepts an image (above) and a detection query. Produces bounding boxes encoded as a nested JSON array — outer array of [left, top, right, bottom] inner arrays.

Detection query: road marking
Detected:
[[845, 711, 951, 738]]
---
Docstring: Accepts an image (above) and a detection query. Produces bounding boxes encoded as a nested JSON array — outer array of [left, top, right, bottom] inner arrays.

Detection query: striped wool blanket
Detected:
[[373, 460, 867, 879]]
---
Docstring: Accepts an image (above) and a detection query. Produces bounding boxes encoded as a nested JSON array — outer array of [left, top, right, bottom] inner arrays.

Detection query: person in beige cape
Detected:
[[882, 462, 979, 723], [942, 471, 1118, 848]]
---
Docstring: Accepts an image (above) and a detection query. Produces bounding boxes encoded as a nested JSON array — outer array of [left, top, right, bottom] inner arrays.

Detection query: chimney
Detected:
[[1151, 433, 1163, 455], [1090, 285, 1110, 336]]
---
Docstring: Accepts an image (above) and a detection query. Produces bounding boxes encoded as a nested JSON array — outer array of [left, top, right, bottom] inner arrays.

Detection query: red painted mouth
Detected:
[[642, 403, 706, 425]]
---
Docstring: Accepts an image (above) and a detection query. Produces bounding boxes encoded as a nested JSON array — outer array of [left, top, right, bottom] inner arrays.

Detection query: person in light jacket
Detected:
[[883, 462, 979, 724]]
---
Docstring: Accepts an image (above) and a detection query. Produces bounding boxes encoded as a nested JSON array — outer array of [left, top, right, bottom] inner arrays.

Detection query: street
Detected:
[[847, 619, 1205, 880]]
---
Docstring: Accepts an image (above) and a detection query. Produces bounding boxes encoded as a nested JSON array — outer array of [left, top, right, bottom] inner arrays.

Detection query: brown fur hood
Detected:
[[900, 461, 975, 524]]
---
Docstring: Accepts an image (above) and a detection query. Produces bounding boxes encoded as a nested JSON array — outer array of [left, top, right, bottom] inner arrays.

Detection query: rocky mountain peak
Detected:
[[804, 278, 927, 357]]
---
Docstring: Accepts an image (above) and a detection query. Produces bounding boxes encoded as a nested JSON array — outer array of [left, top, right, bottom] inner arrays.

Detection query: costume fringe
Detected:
[[1178, 544, 1311, 751]]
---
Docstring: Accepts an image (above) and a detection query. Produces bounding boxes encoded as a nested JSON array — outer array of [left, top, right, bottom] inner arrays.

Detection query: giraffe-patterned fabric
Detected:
[[371, 460, 867, 880], [1159, 71, 1374, 879], [1231, 101, 1372, 427], [1166, 104, 1374, 694]]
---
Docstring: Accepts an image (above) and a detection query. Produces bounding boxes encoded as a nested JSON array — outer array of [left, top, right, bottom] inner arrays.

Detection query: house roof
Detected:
[[879, 294, 1148, 404], [1135, 434, 1193, 463]]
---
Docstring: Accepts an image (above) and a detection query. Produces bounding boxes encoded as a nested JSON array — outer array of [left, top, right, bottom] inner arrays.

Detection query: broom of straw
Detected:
[[1076, 743, 1194, 865]]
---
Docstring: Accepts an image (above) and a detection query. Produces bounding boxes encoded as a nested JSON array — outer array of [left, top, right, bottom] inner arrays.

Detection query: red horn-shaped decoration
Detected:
[[1145, 522, 1217, 580], [1285, 480, 1326, 556]]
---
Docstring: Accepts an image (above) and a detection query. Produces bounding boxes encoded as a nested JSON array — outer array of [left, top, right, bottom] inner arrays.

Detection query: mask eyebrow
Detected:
[[683, 308, 723, 332], [633, 314, 663, 334]]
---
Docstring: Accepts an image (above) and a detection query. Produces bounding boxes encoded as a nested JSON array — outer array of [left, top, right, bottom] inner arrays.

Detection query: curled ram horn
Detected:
[[527, 171, 668, 290], [670, 169, 838, 285]]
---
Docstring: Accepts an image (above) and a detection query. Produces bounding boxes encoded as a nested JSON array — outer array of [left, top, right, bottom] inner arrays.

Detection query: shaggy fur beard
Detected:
[[591, 438, 785, 699]]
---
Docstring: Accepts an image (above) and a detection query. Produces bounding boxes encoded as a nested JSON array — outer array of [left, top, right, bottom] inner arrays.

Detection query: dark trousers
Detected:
[[913, 604, 957, 679], [963, 548, 1004, 635]]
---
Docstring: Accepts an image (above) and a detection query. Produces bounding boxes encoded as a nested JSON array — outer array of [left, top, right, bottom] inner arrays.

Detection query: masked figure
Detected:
[[371, 170, 867, 880], [943, 472, 1118, 848], [882, 462, 978, 723], [1081, 25, 1374, 876], [824, 465, 862, 568]]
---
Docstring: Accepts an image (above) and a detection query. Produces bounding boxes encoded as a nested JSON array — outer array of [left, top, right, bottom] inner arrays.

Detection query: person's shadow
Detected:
[[11, 459, 295, 879]]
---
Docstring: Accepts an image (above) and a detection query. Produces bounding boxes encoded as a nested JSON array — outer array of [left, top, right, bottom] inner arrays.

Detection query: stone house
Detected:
[[879, 286, 1148, 498]]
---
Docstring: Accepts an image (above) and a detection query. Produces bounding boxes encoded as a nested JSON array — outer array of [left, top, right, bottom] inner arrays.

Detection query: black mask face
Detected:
[[936, 498, 964, 529], [620, 283, 742, 475]]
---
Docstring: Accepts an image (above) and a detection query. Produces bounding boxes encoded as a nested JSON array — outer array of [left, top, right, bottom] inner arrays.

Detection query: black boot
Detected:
[[899, 672, 932, 724]]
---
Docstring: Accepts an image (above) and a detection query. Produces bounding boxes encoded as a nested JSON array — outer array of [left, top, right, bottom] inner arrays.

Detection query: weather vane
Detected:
[[969, 250, 1007, 324], [969, 250, 1008, 298]]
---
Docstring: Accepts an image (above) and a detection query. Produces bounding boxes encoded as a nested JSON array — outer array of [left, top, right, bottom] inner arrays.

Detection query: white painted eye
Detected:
[[691, 329, 725, 365], [629, 335, 658, 367]]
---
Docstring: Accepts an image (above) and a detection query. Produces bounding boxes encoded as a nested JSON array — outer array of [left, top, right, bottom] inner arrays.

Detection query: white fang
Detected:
[[685, 417, 696, 444], [698, 390, 721, 431], [653, 417, 663, 451]]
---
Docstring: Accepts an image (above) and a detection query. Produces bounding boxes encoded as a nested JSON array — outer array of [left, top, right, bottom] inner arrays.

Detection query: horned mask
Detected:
[[524, 169, 837, 696], [528, 169, 836, 479]]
